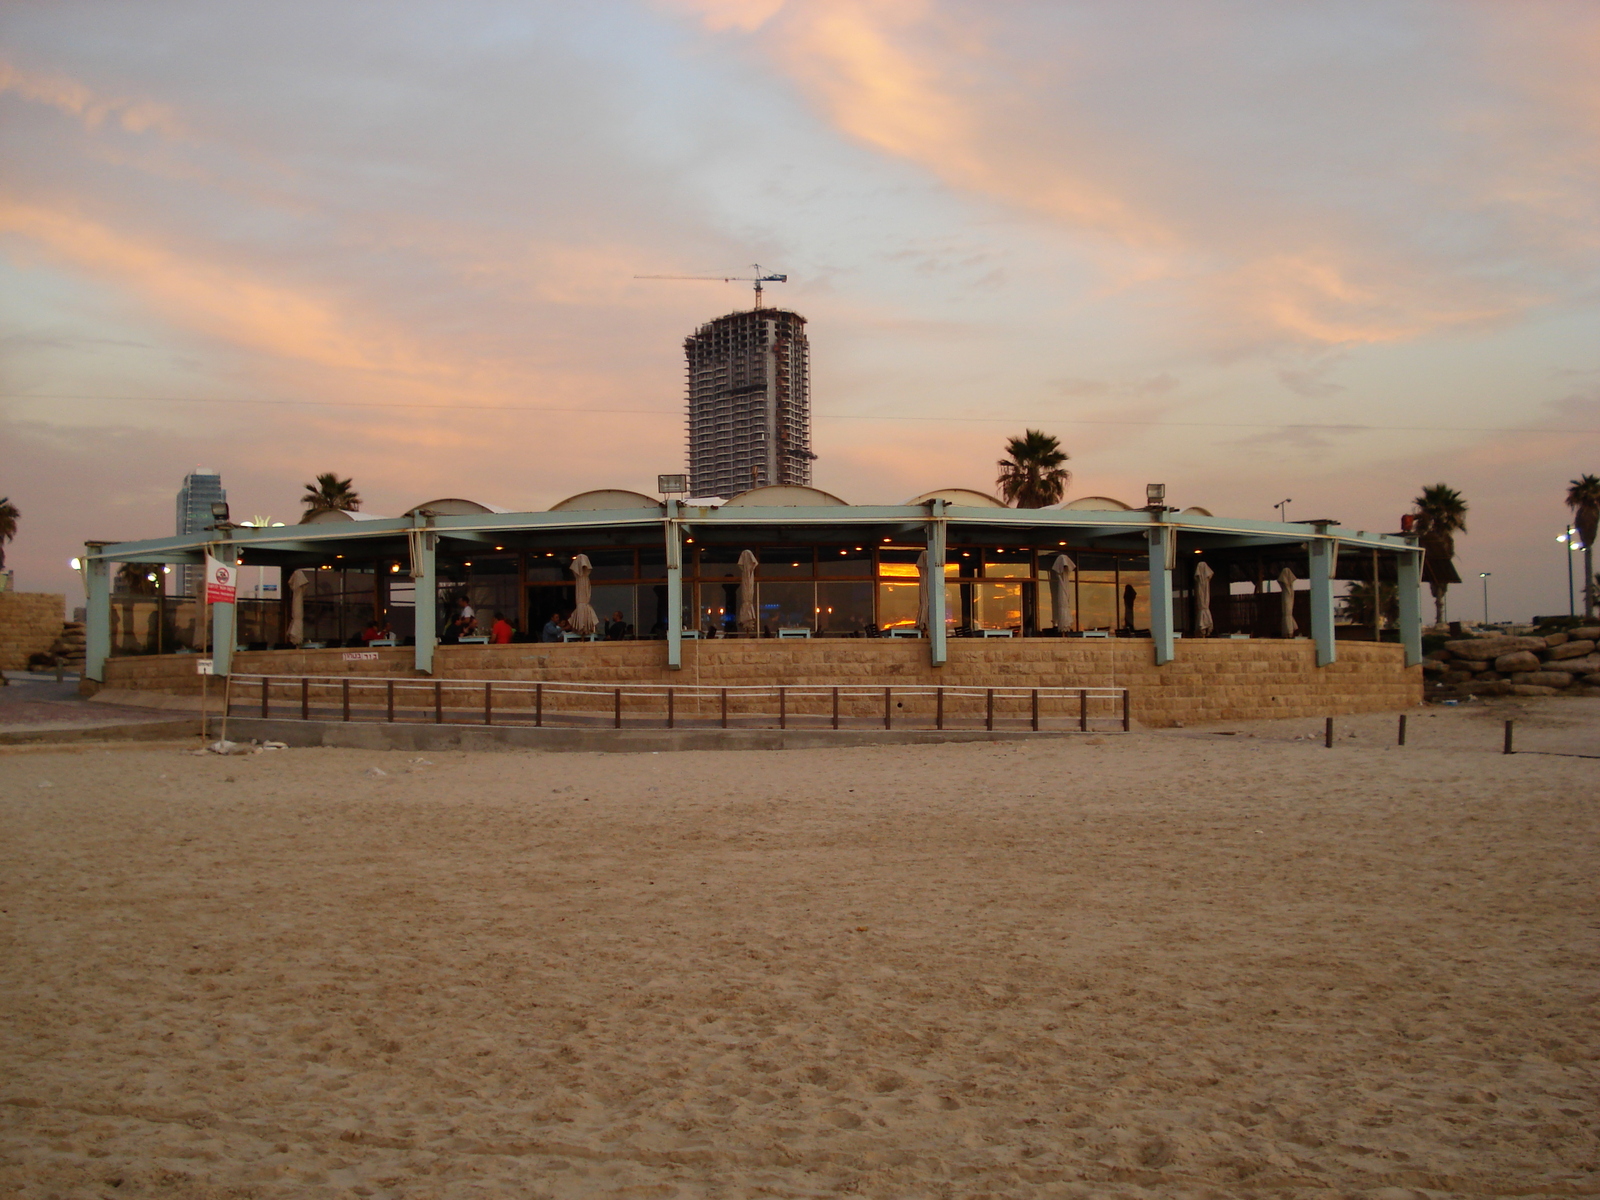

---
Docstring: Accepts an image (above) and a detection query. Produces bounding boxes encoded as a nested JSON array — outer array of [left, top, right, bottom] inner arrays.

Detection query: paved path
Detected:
[[0, 673, 198, 744]]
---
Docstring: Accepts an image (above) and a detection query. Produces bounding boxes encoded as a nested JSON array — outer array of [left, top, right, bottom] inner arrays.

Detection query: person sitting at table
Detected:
[[606, 610, 628, 640], [491, 611, 514, 644], [540, 613, 564, 643], [359, 620, 383, 644]]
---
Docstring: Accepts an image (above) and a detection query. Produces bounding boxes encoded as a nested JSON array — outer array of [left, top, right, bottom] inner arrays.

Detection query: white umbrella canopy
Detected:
[[287, 569, 310, 645], [916, 550, 930, 631], [1194, 561, 1215, 637], [1049, 553, 1075, 632], [737, 550, 759, 633], [1278, 567, 1297, 637], [569, 554, 600, 635]]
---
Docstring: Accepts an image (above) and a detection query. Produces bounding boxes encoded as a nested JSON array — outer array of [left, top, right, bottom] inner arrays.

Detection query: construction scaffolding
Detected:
[[685, 308, 813, 497]]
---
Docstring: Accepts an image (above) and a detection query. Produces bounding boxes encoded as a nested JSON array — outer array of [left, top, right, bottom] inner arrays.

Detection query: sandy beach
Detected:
[[2, 699, 1596, 1198]]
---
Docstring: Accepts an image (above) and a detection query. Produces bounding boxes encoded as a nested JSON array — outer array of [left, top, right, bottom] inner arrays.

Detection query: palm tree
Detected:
[[1566, 474, 1600, 619], [0, 496, 17, 570], [1413, 483, 1467, 626], [300, 473, 361, 521], [996, 430, 1071, 508], [1336, 581, 1398, 630]]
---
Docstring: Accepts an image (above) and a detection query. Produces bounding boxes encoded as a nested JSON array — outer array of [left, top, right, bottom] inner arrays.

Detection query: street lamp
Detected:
[[1557, 528, 1583, 617], [1274, 498, 1292, 522], [1479, 572, 1491, 625]]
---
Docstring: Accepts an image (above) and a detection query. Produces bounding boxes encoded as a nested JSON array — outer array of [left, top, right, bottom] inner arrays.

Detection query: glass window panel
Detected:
[[878, 547, 922, 566], [525, 553, 568, 582], [589, 584, 636, 635], [950, 548, 981, 576], [698, 581, 739, 633], [880, 561, 920, 579], [587, 549, 636, 581], [757, 581, 815, 634], [1077, 552, 1118, 572], [983, 561, 1033, 578], [638, 549, 667, 581], [757, 547, 814, 578], [1121, 568, 1151, 631], [1078, 580, 1116, 631], [637, 583, 672, 637], [817, 546, 873, 577], [695, 546, 742, 579], [468, 554, 518, 576], [877, 582, 920, 631], [975, 582, 1022, 629], [817, 581, 875, 634], [1036, 580, 1065, 630]]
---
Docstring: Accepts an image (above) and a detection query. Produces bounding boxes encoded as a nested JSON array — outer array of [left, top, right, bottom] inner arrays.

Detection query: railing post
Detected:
[[341, 678, 350, 722], [986, 688, 994, 731], [1122, 689, 1131, 732], [300, 677, 309, 721], [1079, 688, 1088, 732], [1031, 688, 1039, 731], [936, 686, 944, 730], [386, 679, 394, 722], [261, 676, 269, 719], [667, 687, 675, 729], [614, 688, 622, 729], [832, 686, 839, 729], [485, 681, 493, 726], [720, 687, 728, 729], [779, 687, 786, 730], [535, 682, 543, 727], [884, 686, 892, 730], [434, 680, 443, 724]]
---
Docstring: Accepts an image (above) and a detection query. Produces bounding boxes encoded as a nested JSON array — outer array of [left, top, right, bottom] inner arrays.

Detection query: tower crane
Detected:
[[634, 264, 788, 309]]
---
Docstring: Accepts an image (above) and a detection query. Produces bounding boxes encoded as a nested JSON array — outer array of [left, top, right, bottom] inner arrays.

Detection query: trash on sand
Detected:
[[365, 767, 389, 778], [259, 741, 288, 751], [204, 740, 253, 756]]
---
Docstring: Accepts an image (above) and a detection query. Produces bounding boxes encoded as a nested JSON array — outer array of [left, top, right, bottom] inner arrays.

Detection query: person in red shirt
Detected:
[[490, 611, 514, 644]]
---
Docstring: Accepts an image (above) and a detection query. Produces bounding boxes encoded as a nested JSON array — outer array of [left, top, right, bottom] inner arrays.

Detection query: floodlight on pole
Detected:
[[1274, 498, 1292, 522], [1145, 483, 1166, 509], [1478, 571, 1491, 624]]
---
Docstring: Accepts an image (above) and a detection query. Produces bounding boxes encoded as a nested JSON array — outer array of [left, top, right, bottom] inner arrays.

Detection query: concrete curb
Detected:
[[0, 718, 202, 746], [214, 717, 1086, 753]]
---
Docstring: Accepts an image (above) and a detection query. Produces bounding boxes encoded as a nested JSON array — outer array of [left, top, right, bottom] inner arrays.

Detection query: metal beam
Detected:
[[927, 502, 947, 666], [413, 528, 436, 675], [84, 553, 110, 682], [665, 500, 683, 670], [1147, 525, 1175, 665]]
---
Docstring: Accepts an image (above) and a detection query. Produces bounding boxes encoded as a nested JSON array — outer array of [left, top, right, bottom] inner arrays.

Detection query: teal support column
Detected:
[[927, 502, 947, 666], [1309, 537, 1337, 667], [665, 500, 683, 670], [84, 552, 110, 682], [1147, 524, 1175, 665], [1397, 548, 1423, 667], [413, 528, 437, 674], [211, 594, 236, 676]]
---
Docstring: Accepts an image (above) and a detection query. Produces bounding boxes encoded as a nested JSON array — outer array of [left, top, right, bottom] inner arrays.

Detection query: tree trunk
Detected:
[[1430, 581, 1448, 626]]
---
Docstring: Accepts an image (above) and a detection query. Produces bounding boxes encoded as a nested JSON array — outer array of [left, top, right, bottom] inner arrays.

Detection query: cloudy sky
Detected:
[[3, 0, 1597, 619]]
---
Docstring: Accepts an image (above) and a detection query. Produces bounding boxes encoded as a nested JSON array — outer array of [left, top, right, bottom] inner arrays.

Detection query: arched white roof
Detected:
[[906, 488, 1006, 508], [722, 485, 849, 507], [1181, 505, 1214, 517], [407, 498, 510, 516], [300, 509, 391, 524], [548, 489, 663, 512], [1058, 495, 1134, 511]]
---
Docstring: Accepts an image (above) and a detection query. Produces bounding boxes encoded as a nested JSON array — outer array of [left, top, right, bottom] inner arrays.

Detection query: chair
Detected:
[[980, 628, 1014, 638]]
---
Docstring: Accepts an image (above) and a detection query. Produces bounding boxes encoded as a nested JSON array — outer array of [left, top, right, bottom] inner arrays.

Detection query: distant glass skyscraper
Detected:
[[175, 468, 225, 595], [685, 308, 813, 498]]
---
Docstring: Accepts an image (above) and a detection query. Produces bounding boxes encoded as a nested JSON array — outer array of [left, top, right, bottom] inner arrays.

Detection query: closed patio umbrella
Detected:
[[916, 550, 930, 631], [1194, 561, 1214, 637], [1050, 553, 1075, 632], [287, 569, 309, 645], [737, 550, 758, 633], [569, 554, 600, 635], [1278, 567, 1297, 637]]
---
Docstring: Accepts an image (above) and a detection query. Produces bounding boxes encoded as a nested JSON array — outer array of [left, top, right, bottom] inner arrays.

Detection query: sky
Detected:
[[2, 0, 1597, 621]]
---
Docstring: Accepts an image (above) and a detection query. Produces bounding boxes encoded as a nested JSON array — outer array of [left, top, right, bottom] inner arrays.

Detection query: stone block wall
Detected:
[[99, 636, 1420, 726], [0, 593, 66, 671]]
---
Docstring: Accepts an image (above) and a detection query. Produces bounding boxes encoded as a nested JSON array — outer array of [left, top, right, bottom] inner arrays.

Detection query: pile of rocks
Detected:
[[1424, 628, 1600, 698], [52, 621, 86, 669]]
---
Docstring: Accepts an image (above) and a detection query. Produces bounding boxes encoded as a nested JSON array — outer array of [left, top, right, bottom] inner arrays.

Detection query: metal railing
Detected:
[[227, 674, 1131, 733]]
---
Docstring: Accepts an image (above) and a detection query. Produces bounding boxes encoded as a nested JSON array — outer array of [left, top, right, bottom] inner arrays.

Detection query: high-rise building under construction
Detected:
[[685, 308, 812, 497]]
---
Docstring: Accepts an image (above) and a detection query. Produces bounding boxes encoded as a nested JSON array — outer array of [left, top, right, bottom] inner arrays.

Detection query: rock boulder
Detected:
[[1544, 631, 1570, 647], [1541, 656, 1600, 674], [1510, 671, 1572, 688], [1494, 650, 1543, 673], [1510, 684, 1560, 696], [1445, 636, 1546, 659], [1548, 639, 1596, 660]]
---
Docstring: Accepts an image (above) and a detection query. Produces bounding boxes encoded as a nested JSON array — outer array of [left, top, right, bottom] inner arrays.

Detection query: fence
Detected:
[[227, 675, 1131, 733]]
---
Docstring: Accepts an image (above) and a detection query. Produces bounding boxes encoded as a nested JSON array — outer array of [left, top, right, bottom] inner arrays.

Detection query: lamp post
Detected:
[[1558, 528, 1581, 617], [1479, 571, 1491, 626], [1274, 498, 1292, 522]]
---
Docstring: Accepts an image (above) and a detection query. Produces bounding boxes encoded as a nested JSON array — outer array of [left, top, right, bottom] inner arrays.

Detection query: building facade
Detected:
[[685, 309, 812, 497], [175, 468, 225, 596]]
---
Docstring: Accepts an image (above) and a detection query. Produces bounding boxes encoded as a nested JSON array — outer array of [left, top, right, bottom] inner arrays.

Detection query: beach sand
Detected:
[[2, 699, 1596, 1198]]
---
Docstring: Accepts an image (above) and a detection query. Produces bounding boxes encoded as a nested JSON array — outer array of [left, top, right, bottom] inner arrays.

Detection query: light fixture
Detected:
[[494, 545, 503, 551], [146, 572, 157, 582], [335, 554, 343, 559], [210, 500, 230, 521], [69, 557, 81, 570], [1145, 483, 1166, 506], [390, 563, 400, 573], [162, 566, 171, 574]]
